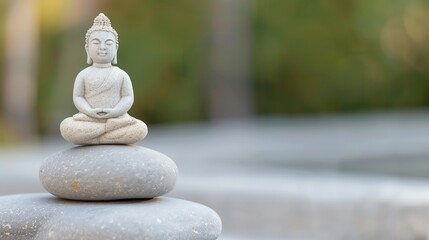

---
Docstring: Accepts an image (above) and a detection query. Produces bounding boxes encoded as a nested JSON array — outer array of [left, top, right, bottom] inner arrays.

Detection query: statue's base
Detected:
[[0, 193, 222, 240]]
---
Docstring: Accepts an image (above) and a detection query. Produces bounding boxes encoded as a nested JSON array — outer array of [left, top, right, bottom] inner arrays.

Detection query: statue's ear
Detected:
[[112, 47, 118, 65], [86, 47, 92, 65]]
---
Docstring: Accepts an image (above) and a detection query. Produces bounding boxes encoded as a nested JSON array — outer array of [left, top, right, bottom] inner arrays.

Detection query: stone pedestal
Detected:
[[39, 145, 178, 200], [0, 145, 222, 239]]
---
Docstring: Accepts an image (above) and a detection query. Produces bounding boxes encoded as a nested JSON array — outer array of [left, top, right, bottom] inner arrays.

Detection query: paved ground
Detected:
[[3, 110, 429, 239]]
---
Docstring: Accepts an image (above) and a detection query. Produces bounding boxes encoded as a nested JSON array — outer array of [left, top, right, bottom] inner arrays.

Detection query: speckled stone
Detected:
[[0, 194, 222, 240], [39, 145, 178, 201]]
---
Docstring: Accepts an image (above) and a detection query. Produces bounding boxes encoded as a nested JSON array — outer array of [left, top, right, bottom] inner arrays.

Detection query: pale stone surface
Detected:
[[60, 13, 147, 145], [0, 193, 222, 240], [39, 145, 178, 200], [173, 173, 429, 240]]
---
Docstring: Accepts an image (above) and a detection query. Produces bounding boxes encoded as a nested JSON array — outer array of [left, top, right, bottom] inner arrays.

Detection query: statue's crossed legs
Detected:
[[60, 113, 147, 145]]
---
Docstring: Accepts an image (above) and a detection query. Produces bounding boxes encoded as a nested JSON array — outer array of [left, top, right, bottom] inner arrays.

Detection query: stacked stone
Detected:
[[0, 144, 221, 239], [32, 144, 221, 239], [0, 13, 221, 240]]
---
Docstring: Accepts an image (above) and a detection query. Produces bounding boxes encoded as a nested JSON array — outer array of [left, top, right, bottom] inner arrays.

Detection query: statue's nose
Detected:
[[99, 43, 107, 49]]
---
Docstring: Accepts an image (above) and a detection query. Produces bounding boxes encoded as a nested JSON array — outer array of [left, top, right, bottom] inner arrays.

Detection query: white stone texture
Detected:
[[60, 13, 147, 145]]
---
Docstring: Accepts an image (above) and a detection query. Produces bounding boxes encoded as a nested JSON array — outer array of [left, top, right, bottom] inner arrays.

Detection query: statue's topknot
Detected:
[[85, 13, 118, 48]]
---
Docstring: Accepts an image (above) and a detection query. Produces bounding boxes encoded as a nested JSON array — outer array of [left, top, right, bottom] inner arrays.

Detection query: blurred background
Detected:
[[3, 0, 429, 141], [4, 0, 429, 239]]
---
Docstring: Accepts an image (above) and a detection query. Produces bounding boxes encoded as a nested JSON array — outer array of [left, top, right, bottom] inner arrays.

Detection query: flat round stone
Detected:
[[39, 145, 178, 200], [0, 194, 222, 240]]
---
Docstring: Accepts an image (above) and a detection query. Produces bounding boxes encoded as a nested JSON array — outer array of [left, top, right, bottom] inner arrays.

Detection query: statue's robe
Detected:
[[85, 67, 123, 110]]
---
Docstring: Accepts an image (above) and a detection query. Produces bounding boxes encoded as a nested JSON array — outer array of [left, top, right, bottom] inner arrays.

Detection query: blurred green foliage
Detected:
[[254, 0, 429, 114], [5, 0, 429, 135]]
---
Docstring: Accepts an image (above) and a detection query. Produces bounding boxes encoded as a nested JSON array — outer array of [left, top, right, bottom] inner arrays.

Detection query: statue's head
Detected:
[[85, 13, 119, 65]]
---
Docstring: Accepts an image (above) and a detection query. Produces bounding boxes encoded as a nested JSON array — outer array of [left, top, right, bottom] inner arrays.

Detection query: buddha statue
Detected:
[[60, 13, 148, 145]]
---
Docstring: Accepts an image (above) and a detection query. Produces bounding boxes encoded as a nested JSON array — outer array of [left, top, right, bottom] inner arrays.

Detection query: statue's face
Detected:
[[87, 31, 117, 64]]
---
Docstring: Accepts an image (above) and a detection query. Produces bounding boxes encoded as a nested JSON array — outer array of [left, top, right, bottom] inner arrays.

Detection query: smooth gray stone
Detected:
[[39, 145, 178, 200], [0, 194, 222, 240]]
